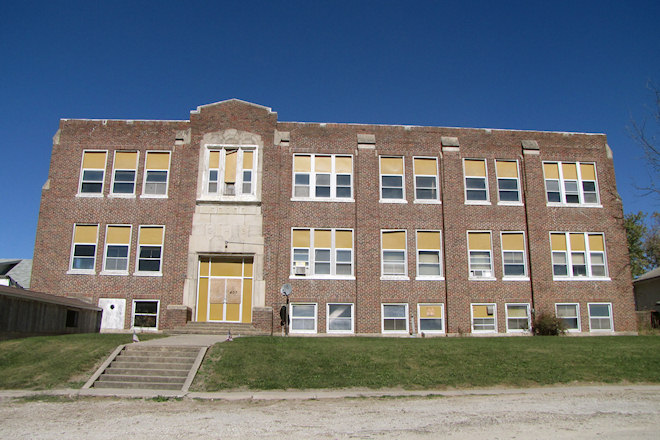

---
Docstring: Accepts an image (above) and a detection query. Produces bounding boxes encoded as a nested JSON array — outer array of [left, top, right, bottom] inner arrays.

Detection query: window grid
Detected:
[[417, 303, 444, 333], [136, 226, 164, 275], [550, 232, 608, 280], [467, 231, 493, 279], [495, 160, 521, 204], [291, 229, 354, 278], [379, 156, 405, 202], [416, 230, 443, 279], [290, 303, 317, 333], [206, 147, 256, 199], [413, 157, 440, 202], [471, 303, 497, 332], [505, 303, 530, 332], [69, 224, 99, 273], [102, 225, 132, 274], [588, 302, 613, 331], [555, 303, 581, 332], [110, 151, 138, 196], [500, 232, 527, 279], [543, 161, 600, 206], [381, 230, 408, 278], [292, 154, 353, 201], [142, 151, 171, 197], [382, 303, 409, 333], [132, 300, 160, 330], [463, 159, 489, 203], [78, 151, 107, 195], [327, 303, 354, 333]]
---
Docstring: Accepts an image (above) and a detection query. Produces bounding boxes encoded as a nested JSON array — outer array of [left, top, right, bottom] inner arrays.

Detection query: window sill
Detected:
[[468, 277, 497, 281], [290, 197, 354, 203], [502, 276, 530, 282], [327, 330, 355, 334], [464, 200, 491, 206], [418, 330, 445, 334], [379, 199, 408, 204], [382, 330, 409, 334], [66, 269, 95, 275], [197, 197, 260, 204], [109, 193, 136, 199], [415, 276, 445, 281], [380, 276, 410, 281], [140, 194, 168, 199], [497, 201, 523, 206], [76, 193, 103, 198], [289, 330, 318, 335], [131, 327, 159, 332], [471, 329, 498, 333], [589, 328, 614, 333], [546, 203, 602, 208], [506, 329, 531, 334], [132, 272, 163, 277], [413, 199, 441, 204], [289, 275, 356, 280], [552, 277, 611, 281], [100, 271, 129, 276]]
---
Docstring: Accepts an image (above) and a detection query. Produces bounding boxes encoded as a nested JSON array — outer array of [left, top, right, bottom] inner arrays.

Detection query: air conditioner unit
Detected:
[[470, 270, 492, 278], [224, 183, 236, 196], [293, 265, 308, 276]]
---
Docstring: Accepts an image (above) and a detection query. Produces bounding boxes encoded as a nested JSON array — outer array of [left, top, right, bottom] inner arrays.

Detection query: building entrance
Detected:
[[196, 256, 253, 323]]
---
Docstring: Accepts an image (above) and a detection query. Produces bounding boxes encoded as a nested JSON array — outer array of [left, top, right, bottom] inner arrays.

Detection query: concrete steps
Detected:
[[90, 344, 204, 391], [169, 321, 268, 336]]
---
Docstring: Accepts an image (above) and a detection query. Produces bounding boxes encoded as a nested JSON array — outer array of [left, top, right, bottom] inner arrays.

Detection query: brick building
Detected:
[[31, 99, 636, 335]]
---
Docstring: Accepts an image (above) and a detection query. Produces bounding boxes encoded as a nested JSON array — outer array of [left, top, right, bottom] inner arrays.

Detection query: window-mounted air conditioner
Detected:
[[224, 183, 236, 196], [470, 270, 491, 278], [293, 261, 308, 276]]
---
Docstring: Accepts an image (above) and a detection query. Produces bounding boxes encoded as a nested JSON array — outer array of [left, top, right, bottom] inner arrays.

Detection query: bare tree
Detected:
[[629, 81, 660, 197]]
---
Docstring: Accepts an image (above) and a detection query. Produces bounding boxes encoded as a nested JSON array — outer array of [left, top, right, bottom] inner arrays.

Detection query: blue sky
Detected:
[[1, 1, 659, 258]]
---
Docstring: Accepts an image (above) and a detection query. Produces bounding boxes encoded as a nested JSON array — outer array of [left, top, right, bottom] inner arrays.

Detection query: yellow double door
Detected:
[[196, 257, 253, 323]]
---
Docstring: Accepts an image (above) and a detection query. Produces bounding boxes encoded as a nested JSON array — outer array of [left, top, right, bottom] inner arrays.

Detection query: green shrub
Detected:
[[532, 312, 566, 336]]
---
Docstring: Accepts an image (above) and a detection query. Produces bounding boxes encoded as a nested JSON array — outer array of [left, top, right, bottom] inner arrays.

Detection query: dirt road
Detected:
[[1, 386, 658, 439]]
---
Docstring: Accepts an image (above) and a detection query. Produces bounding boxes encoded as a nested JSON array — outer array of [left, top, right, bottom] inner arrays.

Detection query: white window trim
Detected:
[[555, 302, 581, 332], [380, 229, 409, 280], [500, 231, 529, 281], [543, 161, 602, 208], [202, 145, 258, 201], [471, 303, 498, 333], [132, 299, 160, 332], [67, 223, 99, 275], [587, 302, 614, 332], [467, 230, 495, 280], [291, 154, 354, 202], [141, 150, 172, 199], [326, 303, 355, 334], [413, 156, 441, 204], [109, 151, 138, 198], [100, 224, 132, 276], [549, 232, 610, 281], [463, 158, 490, 205], [415, 230, 444, 280], [289, 228, 355, 279], [77, 150, 107, 197], [133, 225, 164, 277], [289, 302, 318, 334], [495, 159, 523, 206], [505, 303, 531, 333], [417, 303, 445, 334], [381, 303, 409, 334], [379, 156, 407, 204]]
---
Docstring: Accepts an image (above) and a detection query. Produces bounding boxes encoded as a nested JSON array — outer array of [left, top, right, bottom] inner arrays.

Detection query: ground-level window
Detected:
[[555, 303, 580, 332], [327, 303, 354, 333], [588, 303, 613, 331], [471, 303, 497, 332], [133, 300, 159, 330], [418, 304, 444, 333], [382, 303, 408, 333], [505, 303, 530, 332], [290, 303, 317, 334]]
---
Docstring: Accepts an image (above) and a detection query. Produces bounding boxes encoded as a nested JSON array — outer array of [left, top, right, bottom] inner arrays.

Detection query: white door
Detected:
[[99, 298, 126, 330]]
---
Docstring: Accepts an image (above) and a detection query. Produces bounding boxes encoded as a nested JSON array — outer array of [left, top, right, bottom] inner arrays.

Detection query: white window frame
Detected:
[[381, 229, 408, 280], [413, 156, 440, 204], [132, 299, 160, 331], [500, 231, 528, 280], [543, 161, 601, 207], [101, 224, 132, 275], [326, 303, 354, 334], [505, 303, 531, 333], [417, 303, 445, 334], [555, 303, 581, 332], [467, 231, 495, 280], [587, 302, 614, 332], [379, 156, 406, 203], [289, 303, 317, 334], [495, 159, 522, 205], [203, 145, 258, 200], [381, 303, 409, 334], [291, 154, 353, 201], [463, 158, 490, 205], [68, 224, 99, 274], [77, 150, 107, 197], [550, 232, 610, 281], [110, 151, 138, 197], [134, 225, 164, 276], [141, 151, 171, 198], [290, 228, 354, 279], [471, 303, 498, 333], [415, 230, 443, 280]]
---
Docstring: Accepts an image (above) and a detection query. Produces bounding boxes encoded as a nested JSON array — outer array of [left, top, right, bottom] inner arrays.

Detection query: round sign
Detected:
[[280, 283, 292, 296]]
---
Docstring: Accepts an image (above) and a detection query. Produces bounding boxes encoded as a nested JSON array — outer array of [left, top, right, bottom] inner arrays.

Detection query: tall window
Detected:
[[382, 303, 408, 333], [70, 224, 99, 273], [327, 303, 354, 333], [78, 151, 107, 195], [556, 303, 580, 332], [381, 230, 407, 278], [143, 151, 171, 196], [416, 230, 442, 278], [380, 156, 405, 201], [471, 303, 497, 332], [291, 228, 353, 278], [418, 304, 444, 333], [495, 160, 521, 203], [413, 157, 439, 202], [467, 231, 493, 279], [208, 146, 256, 198], [111, 151, 138, 196], [501, 232, 527, 278], [588, 303, 613, 331], [103, 225, 131, 273], [463, 159, 489, 203], [290, 303, 317, 334], [292, 154, 352, 200], [136, 226, 164, 274], [505, 303, 530, 332], [543, 162, 600, 206], [550, 232, 608, 279]]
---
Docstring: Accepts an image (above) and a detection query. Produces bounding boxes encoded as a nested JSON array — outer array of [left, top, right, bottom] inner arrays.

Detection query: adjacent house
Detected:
[[0, 259, 32, 289], [633, 267, 660, 328]]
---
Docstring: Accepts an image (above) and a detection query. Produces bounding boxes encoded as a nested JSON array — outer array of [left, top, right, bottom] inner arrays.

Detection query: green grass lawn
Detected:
[[0, 333, 164, 390], [193, 336, 660, 391]]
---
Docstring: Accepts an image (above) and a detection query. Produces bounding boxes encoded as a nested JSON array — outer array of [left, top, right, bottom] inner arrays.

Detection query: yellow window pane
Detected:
[[224, 150, 237, 183], [550, 233, 567, 251], [417, 231, 441, 250], [501, 233, 524, 251], [382, 231, 406, 250], [210, 259, 243, 277], [243, 260, 253, 277], [380, 157, 404, 174], [335, 156, 352, 173], [472, 305, 492, 318], [414, 158, 437, 176], [464, 159, 486, 177], [225, 304, 240, 321], [580, 163, 596, 180], [314, 229, 332, 248], [139, 226, 164, 245], [146, 152, 170, 170], [507, 305, 528, 318], [106, 225, 131, 245], [209, 304, 223, 320], [420, 305, 442, 317], [496, 160, 518, 178], [199, 258, 210, 277], [315, 156, 331, 172], [74, 225, 98, 243], [588, 234, 605, 251], [243, 151, 254, 170], [209, 151, 220, 169], [196, 277, 208, 321], [241, 278, 253, 323], [292, 229, 310, 247], [570, 233, 585, 251], [468, 232, 491, 250], [335, 230, 353, 249], [114, 151, 137, 170], [294, 155, 311, 172], [562, 163, 578, 180], [82, 151, 107, 169], [543, 162, 559, 179]]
